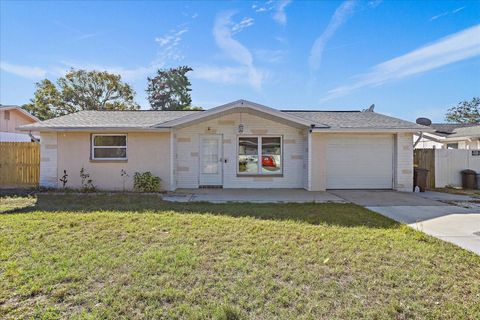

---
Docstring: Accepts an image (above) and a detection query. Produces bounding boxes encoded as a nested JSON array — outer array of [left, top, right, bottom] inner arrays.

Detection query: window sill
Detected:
[[90, 159, 128, 163], [236, 174, 283, 178]]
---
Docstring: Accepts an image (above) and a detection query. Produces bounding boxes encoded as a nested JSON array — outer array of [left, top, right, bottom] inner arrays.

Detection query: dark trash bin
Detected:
[[461, 169, 477, 189], [413, 168, 429, 192]]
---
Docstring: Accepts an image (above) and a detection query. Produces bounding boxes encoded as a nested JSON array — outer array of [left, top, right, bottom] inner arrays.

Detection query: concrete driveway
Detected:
[[164, 188, 346, 203], [330, 190, 480, 255]]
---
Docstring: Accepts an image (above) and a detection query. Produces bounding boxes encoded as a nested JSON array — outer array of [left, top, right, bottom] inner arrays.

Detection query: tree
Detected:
[[146, 66, 194, 110], [23, 69, 139, 120], [23, 79, 63, 121], [445, 97, 480, 124]]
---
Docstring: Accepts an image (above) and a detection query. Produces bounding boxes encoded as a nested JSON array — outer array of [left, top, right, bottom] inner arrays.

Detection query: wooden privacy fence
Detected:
[[0, 142, 40, 188], [414, 149, 435, 189]]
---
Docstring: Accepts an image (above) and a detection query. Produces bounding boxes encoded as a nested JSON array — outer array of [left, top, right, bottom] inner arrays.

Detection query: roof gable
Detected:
[[0, 105, 39, 122], [156, 100, 321, 128]]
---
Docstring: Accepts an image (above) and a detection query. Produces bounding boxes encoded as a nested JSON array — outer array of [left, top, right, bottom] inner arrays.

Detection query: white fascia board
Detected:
[[18, 127, 172, 132], [311, 127, 434, 133]]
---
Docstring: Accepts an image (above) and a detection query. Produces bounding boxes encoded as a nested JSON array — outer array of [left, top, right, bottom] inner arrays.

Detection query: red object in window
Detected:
[[262, 156, 276, 167]]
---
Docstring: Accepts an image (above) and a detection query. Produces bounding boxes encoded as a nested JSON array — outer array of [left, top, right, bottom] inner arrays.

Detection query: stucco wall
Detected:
[[175, 112, 308, 189], [50, 132, 171, 191]]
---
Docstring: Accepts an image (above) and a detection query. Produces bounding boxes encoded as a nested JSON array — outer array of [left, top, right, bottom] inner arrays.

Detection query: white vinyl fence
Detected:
[[435, 149, 480, 188]]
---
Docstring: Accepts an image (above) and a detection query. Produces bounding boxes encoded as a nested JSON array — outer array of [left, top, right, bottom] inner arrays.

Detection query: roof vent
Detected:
[[362, 104, 375, 112], [416, 117, 432, 126]]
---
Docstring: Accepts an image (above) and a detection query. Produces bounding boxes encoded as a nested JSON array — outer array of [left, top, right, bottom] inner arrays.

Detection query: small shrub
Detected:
[[80, 167, 96, 192], [133, 171, 161, 192]]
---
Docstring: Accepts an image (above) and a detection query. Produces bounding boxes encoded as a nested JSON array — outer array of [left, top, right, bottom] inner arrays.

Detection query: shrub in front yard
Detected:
[[133, 171, 161, 192]]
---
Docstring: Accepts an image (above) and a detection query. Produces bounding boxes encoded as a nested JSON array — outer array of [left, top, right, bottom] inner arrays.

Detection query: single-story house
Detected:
[[414, 123, 480, 149], [0, 105, 40, 142], [19, 100, 430, 192]]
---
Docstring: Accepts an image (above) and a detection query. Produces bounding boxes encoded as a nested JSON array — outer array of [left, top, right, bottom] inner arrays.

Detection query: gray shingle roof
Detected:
[[19, 108, 427, 131], [448, 125, 480, 138], [20, 110, 200, 130], [284, 111, 426, 130], [428, 123, 477, 137]]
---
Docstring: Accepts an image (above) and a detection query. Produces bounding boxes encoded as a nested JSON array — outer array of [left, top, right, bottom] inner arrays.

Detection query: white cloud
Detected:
[[273, 0, 292, 26], [430, 6, 465, 21], [320, 25, 480, 101], [154, 27, 188, 61], [368, 0, 382, 8], [211, 11, 265, 89], [255, 49, 286, 63], [193, 66, 252, 85], [252, 0, 291, 24], [231, 17, 255, 34], [0, 61, 48, 80], [155, 28, 188, 47], [309, 0, 357, 71]]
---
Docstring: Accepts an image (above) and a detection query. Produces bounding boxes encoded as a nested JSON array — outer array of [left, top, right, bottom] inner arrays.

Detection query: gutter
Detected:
[[311, 127, 435, 134], [18, 127, 172, 133]]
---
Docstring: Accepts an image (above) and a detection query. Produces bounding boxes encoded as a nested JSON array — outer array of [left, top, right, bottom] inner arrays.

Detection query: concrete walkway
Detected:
[[163, 188, 346, 203], [331, 190, 480, 255]]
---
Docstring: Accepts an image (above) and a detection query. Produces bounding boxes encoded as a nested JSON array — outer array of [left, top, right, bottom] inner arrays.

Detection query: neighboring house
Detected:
[[19, 100, 430, 192], [0, 105, 40, 142], [414, 123, 480, 149]]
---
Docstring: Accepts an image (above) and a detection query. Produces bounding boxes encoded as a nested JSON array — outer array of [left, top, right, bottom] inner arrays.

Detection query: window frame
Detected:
[[91, 133, 128, 161], [237, 135, 283, 176], [446, 143, 459, 150]]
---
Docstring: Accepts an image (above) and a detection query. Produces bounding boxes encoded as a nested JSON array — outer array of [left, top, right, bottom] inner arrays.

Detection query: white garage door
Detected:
[[326, 135, 394, 189]]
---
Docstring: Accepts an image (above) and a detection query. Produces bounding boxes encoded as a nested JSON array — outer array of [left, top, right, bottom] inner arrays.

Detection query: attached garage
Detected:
[[326, 134, 394, 189]]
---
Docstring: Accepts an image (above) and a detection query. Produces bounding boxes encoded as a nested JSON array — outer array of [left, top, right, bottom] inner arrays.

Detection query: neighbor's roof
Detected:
[[428, 123, 477, 137], [19, 100, 428, 132], [284, 110, 426, 130], [448, 125, 480, 138], [0, 104, 40, 122]]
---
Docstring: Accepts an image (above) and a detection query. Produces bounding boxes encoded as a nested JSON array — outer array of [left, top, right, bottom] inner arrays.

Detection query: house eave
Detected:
[[17, 126, 172, 133], [311, 127, 434, 133]]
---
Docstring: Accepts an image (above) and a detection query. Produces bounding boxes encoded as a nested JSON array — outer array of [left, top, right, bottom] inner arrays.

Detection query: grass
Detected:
[[1, 194, 479, 319], [433, 187, 480, 198]]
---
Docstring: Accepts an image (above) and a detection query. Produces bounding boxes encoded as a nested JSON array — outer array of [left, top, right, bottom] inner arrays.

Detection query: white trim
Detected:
[[236, 135, 283, 175], [170, 129, 176, 191], [91, 133, 128, 160], [312, 128, 433, 133], [158, 100, 316, 128], [307, 131, 312, 191], [19, 127, 171, 132]]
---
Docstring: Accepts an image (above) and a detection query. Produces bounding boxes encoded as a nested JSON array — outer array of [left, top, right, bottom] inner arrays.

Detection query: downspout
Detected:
[[413, 132, 423, 148], [28, 131, 40, 143]]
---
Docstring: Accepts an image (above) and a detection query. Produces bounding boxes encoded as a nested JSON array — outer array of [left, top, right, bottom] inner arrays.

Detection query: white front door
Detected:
[[199, 134, 223, 186]]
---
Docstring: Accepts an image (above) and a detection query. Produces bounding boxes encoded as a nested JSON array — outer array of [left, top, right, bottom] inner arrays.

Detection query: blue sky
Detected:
[[1, 0, 479, 122]]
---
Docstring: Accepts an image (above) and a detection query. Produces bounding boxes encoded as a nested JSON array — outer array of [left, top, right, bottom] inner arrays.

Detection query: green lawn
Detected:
[[1, 195, 479, 319]]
